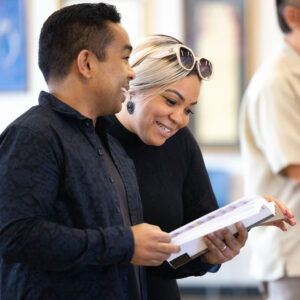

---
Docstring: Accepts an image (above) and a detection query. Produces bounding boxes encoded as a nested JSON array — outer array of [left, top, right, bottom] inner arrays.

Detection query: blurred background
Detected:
[[0, 0, 283, 298]]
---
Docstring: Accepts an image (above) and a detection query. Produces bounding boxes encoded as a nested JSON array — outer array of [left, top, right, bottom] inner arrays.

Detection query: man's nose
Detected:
[[128, 66, 136, 80]]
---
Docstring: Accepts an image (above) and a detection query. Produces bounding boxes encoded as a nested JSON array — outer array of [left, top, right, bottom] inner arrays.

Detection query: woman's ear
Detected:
[[76, 49, 92, 78], [129, 91, 136, 99]]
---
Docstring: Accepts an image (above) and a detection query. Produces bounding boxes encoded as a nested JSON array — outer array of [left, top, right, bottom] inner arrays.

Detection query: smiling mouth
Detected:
[[155, 121, 172, 133], [120, 87, 128, 102]]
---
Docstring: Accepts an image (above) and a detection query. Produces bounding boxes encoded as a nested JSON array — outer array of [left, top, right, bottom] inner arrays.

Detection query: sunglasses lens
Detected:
[[179, 47, 194, 69], [198, 58, 212, 79]]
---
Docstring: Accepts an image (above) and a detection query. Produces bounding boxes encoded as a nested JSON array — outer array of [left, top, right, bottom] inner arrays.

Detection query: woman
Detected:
[[108, 35, 295, 299]]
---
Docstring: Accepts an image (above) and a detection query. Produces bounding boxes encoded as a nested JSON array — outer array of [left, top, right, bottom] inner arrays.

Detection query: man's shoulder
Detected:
[[1, 104, 61, 143], [11, 105, 50, 127]]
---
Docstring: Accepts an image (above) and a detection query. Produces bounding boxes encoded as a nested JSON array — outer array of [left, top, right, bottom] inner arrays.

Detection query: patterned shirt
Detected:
[[0, 91, 145, 300]]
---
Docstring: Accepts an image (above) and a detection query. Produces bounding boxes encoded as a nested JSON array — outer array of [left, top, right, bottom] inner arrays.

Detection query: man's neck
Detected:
[[48, 77, 98, 126]]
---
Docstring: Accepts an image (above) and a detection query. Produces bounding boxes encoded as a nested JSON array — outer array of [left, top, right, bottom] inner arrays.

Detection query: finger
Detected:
[[266, 221, 287, 231], [283, 208, 294, 218], [203, 236, 230, 264], [264, 196, 294, 218], [155, 232, 172, 243], [219, 227, 242, 249], [234, 222, 248, 244], [206, 233, 230, 254], [285, 218, 296, 226], [218, 227, 245, 254], [203, 235, 225, 256], [157, 242, 181, 254]]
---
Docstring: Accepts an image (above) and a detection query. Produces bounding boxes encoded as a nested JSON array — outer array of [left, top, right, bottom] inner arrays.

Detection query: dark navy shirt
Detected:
[[0, 91, 146, 300]]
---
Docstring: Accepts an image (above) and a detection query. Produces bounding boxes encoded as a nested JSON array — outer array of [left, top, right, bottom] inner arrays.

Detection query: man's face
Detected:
[[91, 22, 136, 116]]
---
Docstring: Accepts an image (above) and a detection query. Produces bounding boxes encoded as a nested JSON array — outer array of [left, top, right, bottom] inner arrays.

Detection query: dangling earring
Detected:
[[126, 98, 135, 114]]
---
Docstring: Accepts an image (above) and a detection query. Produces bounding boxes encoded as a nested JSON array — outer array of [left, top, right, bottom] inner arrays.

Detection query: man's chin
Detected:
[[112, 103, 122, 115]]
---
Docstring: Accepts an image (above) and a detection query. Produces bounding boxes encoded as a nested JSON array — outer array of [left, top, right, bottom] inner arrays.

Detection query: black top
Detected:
[[109, 115, 220, 300], [0, 91, 146, 300]]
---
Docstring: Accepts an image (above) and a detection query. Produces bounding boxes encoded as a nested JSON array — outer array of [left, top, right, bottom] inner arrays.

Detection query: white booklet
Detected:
[[167, 195, 285, 269]]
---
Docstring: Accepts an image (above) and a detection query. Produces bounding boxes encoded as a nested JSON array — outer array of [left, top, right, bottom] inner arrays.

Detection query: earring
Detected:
[[126, 99, 135, 114]]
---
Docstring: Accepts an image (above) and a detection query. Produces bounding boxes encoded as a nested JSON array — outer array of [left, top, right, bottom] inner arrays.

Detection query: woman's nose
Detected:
[[169, 110, 188, 127]]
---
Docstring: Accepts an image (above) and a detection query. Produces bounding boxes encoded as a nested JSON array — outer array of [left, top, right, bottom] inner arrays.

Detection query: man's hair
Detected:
[[276, 0, 292, 33], [38, 3, 121, 82]]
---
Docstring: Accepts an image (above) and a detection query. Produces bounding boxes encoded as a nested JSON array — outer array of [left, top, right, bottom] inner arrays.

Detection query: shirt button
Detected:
[[85, 121, 90, 127], [98, 149, 103, 156], [109, 177, 114, 183]]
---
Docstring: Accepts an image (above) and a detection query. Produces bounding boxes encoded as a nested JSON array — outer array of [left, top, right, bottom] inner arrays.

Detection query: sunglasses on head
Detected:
[[154, 44, 213, 80]]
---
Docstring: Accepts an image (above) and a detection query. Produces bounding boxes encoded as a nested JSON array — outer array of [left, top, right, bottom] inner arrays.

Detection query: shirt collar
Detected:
[[38, 91, 113, 131]]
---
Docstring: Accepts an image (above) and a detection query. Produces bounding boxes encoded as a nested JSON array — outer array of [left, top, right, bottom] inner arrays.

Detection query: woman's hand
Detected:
[[202, 222, 247, 265], [263, 196, 296, 231]]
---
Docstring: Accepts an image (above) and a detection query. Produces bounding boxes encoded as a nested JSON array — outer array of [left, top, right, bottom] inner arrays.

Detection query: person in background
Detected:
[[0, 4, 180, 299], [239, 0, 300, 299], [108, 34, 295, 300]]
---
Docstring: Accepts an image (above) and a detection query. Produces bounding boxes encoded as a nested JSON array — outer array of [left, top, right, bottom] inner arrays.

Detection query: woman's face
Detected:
[[129, 74, 200, 146]]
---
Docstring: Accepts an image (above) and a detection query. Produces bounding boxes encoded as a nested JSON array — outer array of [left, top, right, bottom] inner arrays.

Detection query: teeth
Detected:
[[157, 122, 171, 133], [121, 88, 127, 92]]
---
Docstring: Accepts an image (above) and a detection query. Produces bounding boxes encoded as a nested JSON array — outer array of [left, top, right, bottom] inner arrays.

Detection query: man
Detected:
[[0, 3, 179, 299], [240, 0, 300, 299]]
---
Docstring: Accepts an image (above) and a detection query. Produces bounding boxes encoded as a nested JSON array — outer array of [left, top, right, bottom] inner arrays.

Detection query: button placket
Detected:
[[98, 148, 103, 156]]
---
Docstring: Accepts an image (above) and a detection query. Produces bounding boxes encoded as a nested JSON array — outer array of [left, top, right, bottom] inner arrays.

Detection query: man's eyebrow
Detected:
[[124, 45, 133, 52]]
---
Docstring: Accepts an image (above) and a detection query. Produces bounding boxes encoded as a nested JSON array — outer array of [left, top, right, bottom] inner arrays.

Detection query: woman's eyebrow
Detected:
[[165, 89, 185, 102], [165, 89, 198, 105]]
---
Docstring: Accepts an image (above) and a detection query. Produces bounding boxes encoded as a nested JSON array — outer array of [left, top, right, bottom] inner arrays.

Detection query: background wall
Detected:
[[0, 0, 284, 290]]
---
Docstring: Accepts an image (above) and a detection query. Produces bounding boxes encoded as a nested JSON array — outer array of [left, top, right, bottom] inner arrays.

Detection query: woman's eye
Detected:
[[185, 109, 194, 115], [163, 96, 176, 105]]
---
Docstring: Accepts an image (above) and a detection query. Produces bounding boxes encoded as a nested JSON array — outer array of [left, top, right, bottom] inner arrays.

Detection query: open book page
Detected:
[[167, 195, 285, 269]]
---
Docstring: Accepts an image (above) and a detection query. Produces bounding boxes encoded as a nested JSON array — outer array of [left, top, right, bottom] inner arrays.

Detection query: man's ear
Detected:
[[283, 6, 300, 31], [76, 49, 93, 78]]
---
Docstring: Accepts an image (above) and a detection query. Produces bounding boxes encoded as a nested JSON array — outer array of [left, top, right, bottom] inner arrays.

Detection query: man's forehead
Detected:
[[107, 21, 131, 45]]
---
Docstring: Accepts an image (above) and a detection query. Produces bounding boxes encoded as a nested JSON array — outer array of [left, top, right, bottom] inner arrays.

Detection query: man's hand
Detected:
[[130, 223, 180, 266], [202, 221, 248, 265]]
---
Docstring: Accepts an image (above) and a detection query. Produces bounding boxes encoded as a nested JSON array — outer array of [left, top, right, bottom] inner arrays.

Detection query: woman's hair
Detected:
[[129, 34, 199, 95]]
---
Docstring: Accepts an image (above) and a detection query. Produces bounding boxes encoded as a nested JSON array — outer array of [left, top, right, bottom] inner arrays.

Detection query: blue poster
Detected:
[[0, 0, 27, 91], [208, 169, 230, 207]]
